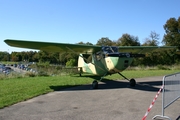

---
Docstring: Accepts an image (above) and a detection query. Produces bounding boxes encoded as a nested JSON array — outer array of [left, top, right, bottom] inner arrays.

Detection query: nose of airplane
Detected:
[[106, 53, 145, 58], [106, 53, 131, 58]]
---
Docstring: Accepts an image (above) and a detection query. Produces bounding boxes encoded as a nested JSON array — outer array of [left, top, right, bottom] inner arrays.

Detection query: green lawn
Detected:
[[0, 69, 179, 109]]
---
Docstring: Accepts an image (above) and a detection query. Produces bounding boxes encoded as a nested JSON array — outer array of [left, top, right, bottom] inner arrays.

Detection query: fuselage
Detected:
[[104, 56, 133, 74], [78, 46, 134, 76]]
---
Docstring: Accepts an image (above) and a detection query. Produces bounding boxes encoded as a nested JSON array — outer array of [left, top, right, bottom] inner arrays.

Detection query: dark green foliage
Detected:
[[117, 33, 140, 46], [0, 52, 9, 61], [77, 41, 93, 45], [66, 59, 77, 67], [96, 37, 115, 46], [55, 66, 62, 70], [162, 17, 180, 47]]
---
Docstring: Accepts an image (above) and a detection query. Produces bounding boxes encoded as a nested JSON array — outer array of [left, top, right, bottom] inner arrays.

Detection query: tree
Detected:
[[77, 41, 93, 45], [117, 33, 140, 46], [0, 52, 9, 61], [66, 59, 77, 67], [142, 31, 160, 46], [37, 51, 50, 63], [48, 52, 60, 63], [59, 52, 67, 65], [26, 51, 37, 62], [11, 52, 18, 61], [96, 37, 114, 46], [162, 17, 180, 47]]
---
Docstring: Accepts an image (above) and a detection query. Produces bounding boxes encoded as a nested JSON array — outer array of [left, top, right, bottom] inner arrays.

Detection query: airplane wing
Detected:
[[118, 46, 177, 54], [4, 39, 176, 54], [4, 39, 101, 53]]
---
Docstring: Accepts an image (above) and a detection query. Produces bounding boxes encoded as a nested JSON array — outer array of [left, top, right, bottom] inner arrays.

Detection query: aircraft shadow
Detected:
[[50, 75, 162, 92], [176, 115, 180, 120]]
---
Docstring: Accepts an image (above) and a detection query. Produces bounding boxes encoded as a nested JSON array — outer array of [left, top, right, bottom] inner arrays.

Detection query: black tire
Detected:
[[92, 80, 98, 89], [130, 78, 136, 87]]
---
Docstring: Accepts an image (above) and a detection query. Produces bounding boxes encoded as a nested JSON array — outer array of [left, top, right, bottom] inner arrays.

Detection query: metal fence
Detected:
[[153, 72, 180, 120]]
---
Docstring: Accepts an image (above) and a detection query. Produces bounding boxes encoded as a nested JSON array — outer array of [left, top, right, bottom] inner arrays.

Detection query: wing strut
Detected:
[[92, 73, 107, 89], [65, 46, 107, 72], [118, 72, 129, 81], [118, 72, 136, 87]]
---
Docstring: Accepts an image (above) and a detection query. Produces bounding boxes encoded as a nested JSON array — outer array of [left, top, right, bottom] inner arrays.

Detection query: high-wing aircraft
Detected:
[[4, 39, 177, 89]]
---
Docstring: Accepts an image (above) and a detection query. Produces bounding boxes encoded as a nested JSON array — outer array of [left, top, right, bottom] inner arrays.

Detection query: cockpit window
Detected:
[[102, 46, 118, 53]]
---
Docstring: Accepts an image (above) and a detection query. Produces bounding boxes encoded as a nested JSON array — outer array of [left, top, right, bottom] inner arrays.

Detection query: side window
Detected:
[[96, 52, 102, 60], [102, 46, 118, 53], [112, 47, 118, 52]]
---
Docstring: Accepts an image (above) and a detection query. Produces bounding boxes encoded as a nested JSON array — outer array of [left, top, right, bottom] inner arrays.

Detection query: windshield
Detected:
[[102, 46, 118, 53]]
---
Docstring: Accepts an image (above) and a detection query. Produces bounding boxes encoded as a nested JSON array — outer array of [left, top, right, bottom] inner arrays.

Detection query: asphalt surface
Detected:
[[0, 76, 179, 120]]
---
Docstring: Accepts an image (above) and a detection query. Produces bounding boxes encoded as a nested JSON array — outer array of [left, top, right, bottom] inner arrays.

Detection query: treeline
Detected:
[[1, 16, 180, 66], [0, 48, 178, 67]]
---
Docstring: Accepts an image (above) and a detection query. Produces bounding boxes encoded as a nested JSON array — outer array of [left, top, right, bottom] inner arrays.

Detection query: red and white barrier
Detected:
[[142, 85, 164, 120]]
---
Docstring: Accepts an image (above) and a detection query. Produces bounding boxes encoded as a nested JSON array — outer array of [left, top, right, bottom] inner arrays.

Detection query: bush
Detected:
[[157, 65, 170, 70], [37, 71, 49, 77], [25, 72, 36, 77], [66, 59, 76, 67]]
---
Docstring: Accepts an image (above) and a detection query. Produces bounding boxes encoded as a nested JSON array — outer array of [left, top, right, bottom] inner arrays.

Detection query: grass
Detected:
[[0, 75, 93, 109], [107, 69, 180, 80], [0, 69, 180, 109]]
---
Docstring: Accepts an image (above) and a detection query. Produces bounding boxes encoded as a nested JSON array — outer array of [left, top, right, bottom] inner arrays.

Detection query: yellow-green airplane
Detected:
[[4, 39, 176, 89]]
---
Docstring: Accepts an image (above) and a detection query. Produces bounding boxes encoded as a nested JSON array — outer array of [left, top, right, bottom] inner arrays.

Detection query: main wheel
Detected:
[[130, 78, 136, 87], [92, 80, 98, 89]]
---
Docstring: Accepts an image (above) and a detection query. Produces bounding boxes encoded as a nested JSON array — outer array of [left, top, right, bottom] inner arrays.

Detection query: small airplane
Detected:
[[4, 39, 177, 89]]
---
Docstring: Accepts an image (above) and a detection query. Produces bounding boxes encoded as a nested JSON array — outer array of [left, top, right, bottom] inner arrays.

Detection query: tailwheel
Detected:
[[92, 80, 98, 89], [129, 78, 136, 87]]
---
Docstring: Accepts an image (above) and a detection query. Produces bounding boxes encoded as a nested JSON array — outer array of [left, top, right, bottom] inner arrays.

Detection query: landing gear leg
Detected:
[[92, 80, 98, 89], [118, 72, 136, 87], [79, 67, 82, 77], [92, 73, 107, 89]]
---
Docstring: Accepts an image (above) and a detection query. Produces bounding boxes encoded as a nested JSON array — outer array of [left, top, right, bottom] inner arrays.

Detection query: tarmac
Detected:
[[0, 76, 179, 120]]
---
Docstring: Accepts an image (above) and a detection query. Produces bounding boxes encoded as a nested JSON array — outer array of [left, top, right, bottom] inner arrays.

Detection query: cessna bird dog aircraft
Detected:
[[4, 39, 176, 89]]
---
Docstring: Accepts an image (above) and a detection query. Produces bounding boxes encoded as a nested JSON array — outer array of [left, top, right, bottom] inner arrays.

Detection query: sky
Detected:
[[0, 0, 179, 53]]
